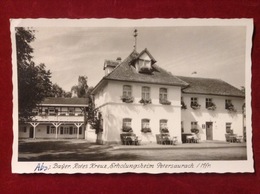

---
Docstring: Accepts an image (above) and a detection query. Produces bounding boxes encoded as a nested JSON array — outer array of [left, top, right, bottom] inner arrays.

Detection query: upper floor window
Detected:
[[206, 98, 212, 108], [139, 59, 150, 68], [68, 107, 75, 116], [191, 97, 198, 105], [181, 121, 184, 133], [123, 85, 132, 97], [225, 99, 232, 109], [159, 88, 168, 100], [142, 86, 150, 100], [138, 59, 152, 74], [48, 107, 58, 116], [191, 97, 200, 109], [159, 88, 171, 105]]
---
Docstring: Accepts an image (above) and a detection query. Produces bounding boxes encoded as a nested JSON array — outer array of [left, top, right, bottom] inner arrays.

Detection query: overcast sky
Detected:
[[30, 25, 246, 92]]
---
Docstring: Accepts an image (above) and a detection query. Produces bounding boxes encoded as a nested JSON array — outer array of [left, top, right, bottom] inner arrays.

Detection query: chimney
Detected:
[[116, 57, 121, 63]]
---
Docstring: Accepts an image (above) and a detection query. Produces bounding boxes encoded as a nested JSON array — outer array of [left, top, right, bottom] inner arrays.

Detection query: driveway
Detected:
[[18, 139, 247, 161]]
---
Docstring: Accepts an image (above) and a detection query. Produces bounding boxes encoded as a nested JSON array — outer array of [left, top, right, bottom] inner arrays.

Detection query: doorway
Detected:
[[206, 122, 213, 140], [29, 127, 34, 138]]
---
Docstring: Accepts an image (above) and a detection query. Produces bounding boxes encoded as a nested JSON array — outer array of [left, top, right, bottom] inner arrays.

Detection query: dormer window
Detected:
[[138, 59, 152, 74]]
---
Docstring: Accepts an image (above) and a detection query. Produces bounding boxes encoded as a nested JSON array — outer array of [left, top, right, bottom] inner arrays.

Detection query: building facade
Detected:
[[92, 48, 245, 144], [19, 97, 88, 139]]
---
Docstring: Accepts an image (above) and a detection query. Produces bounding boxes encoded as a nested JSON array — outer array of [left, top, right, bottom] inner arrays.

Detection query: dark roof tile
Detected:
[[177, 76, 245, 98], [40, 97, 88, 106]]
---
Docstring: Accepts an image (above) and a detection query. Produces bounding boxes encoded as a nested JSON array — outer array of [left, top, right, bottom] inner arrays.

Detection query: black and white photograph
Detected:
[[11, 19, 253, 173]]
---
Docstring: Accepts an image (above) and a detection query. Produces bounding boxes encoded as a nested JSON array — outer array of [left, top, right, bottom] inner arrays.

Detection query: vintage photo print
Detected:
[[11, 18, 253, 173]]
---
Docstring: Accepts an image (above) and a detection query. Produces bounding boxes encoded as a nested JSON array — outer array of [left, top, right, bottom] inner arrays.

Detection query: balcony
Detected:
[[34, 111, 84, 122]]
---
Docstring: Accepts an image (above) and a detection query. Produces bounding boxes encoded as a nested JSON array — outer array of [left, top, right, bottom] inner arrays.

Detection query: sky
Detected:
[[29, 25, 246, 92]]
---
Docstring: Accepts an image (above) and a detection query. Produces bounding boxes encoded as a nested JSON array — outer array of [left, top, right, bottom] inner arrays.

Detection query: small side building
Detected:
[[19, 97, 88, 139]]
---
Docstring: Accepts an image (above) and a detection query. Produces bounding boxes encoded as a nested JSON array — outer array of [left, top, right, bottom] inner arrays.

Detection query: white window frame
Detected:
[[123, 85, 132, 97], [142, 86, 150, 100], [206, 98, 212, 108], [159, 88, 168, 100]]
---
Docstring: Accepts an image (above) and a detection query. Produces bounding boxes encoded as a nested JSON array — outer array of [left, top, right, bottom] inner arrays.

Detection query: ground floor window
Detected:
[[226, 122, 232, 133], [191, 122, 198, 130], [159, 119, 168, 133], [141, 119, 151, 133], [122, 118, 132, 132]]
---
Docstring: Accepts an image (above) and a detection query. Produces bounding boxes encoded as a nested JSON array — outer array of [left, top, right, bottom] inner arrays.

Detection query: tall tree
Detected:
[[16, 27, 52, 121], [48, 83, 72, 98], [71, 76, 88, 97]]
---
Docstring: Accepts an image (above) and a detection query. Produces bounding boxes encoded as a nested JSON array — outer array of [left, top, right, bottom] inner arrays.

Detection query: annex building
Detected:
[[19, 97, 88, 139]]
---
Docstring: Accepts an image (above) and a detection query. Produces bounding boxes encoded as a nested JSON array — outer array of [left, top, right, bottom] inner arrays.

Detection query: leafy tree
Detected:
[[16, 27, 52, 121], [48, 83, 72, 98], [71, 76, 88, 97]]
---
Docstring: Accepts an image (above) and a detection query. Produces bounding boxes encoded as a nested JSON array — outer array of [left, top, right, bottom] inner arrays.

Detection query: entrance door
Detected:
[[29, 127, 34, 138], [206, 122, 213, 140]]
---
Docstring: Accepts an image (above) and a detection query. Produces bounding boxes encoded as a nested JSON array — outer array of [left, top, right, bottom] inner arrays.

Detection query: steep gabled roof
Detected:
[[102, 49, 187, 87], [177, 76, 245, 98], [40, 97, 88, 106]]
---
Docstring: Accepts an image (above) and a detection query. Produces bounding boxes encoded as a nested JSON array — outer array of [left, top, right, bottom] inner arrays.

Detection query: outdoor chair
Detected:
[[225, 134, 237, 143], [171, 136, 178, 145], [186, 135, 193, 143], [156, 134, 163, 144]]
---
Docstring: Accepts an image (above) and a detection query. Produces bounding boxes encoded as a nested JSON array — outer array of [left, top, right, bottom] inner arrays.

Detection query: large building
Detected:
[[19, 97, 88, 139], [92, 48, 245, 144]]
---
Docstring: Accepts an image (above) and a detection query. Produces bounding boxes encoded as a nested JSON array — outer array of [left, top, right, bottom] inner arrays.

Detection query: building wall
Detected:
[[181, 93, 244, 141], [94, 81, 182, 144], [19, 124, 85, 139]]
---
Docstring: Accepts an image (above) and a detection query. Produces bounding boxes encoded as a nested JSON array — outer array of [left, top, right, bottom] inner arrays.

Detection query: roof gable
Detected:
[[102, 49, 187, 87], [177, 76, 245, 98]]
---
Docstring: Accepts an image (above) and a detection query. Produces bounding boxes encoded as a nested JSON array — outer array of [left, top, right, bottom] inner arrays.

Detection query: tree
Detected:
[[16, 27, 52, 121], [71, 76, 88, 98], [48, 83, 72, 98]]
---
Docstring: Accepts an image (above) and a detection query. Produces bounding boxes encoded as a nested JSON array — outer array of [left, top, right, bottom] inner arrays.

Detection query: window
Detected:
[[226, 123, 232, 133], [225, 99, 232, 109], [69, 126, 73, 134], [139, 59, 150, 68], [142, 119, 150, 129], [142, 86, 150, 100], [191, 122, 198, 129], [68, 107, 75, 115], [79, 127, 82, 135], [191, 97, 198, 106], [47, 126, 56, 134], [206, 98, 212, 108], [141, 119, 151, 133], [160, 119, 167, 129], [50, 126, 55, 134], [181, 121, 184, 133], [60, 127, 63, 134], [123, 85, 132, 97], [48, 107, 57, 116], [159, 88, 168, 100], [122, 118, 132, 132], [123, 118, 132, 128]]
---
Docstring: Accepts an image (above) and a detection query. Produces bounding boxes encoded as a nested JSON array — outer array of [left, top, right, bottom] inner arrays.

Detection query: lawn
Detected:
[[18, 140, 247, 161]]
